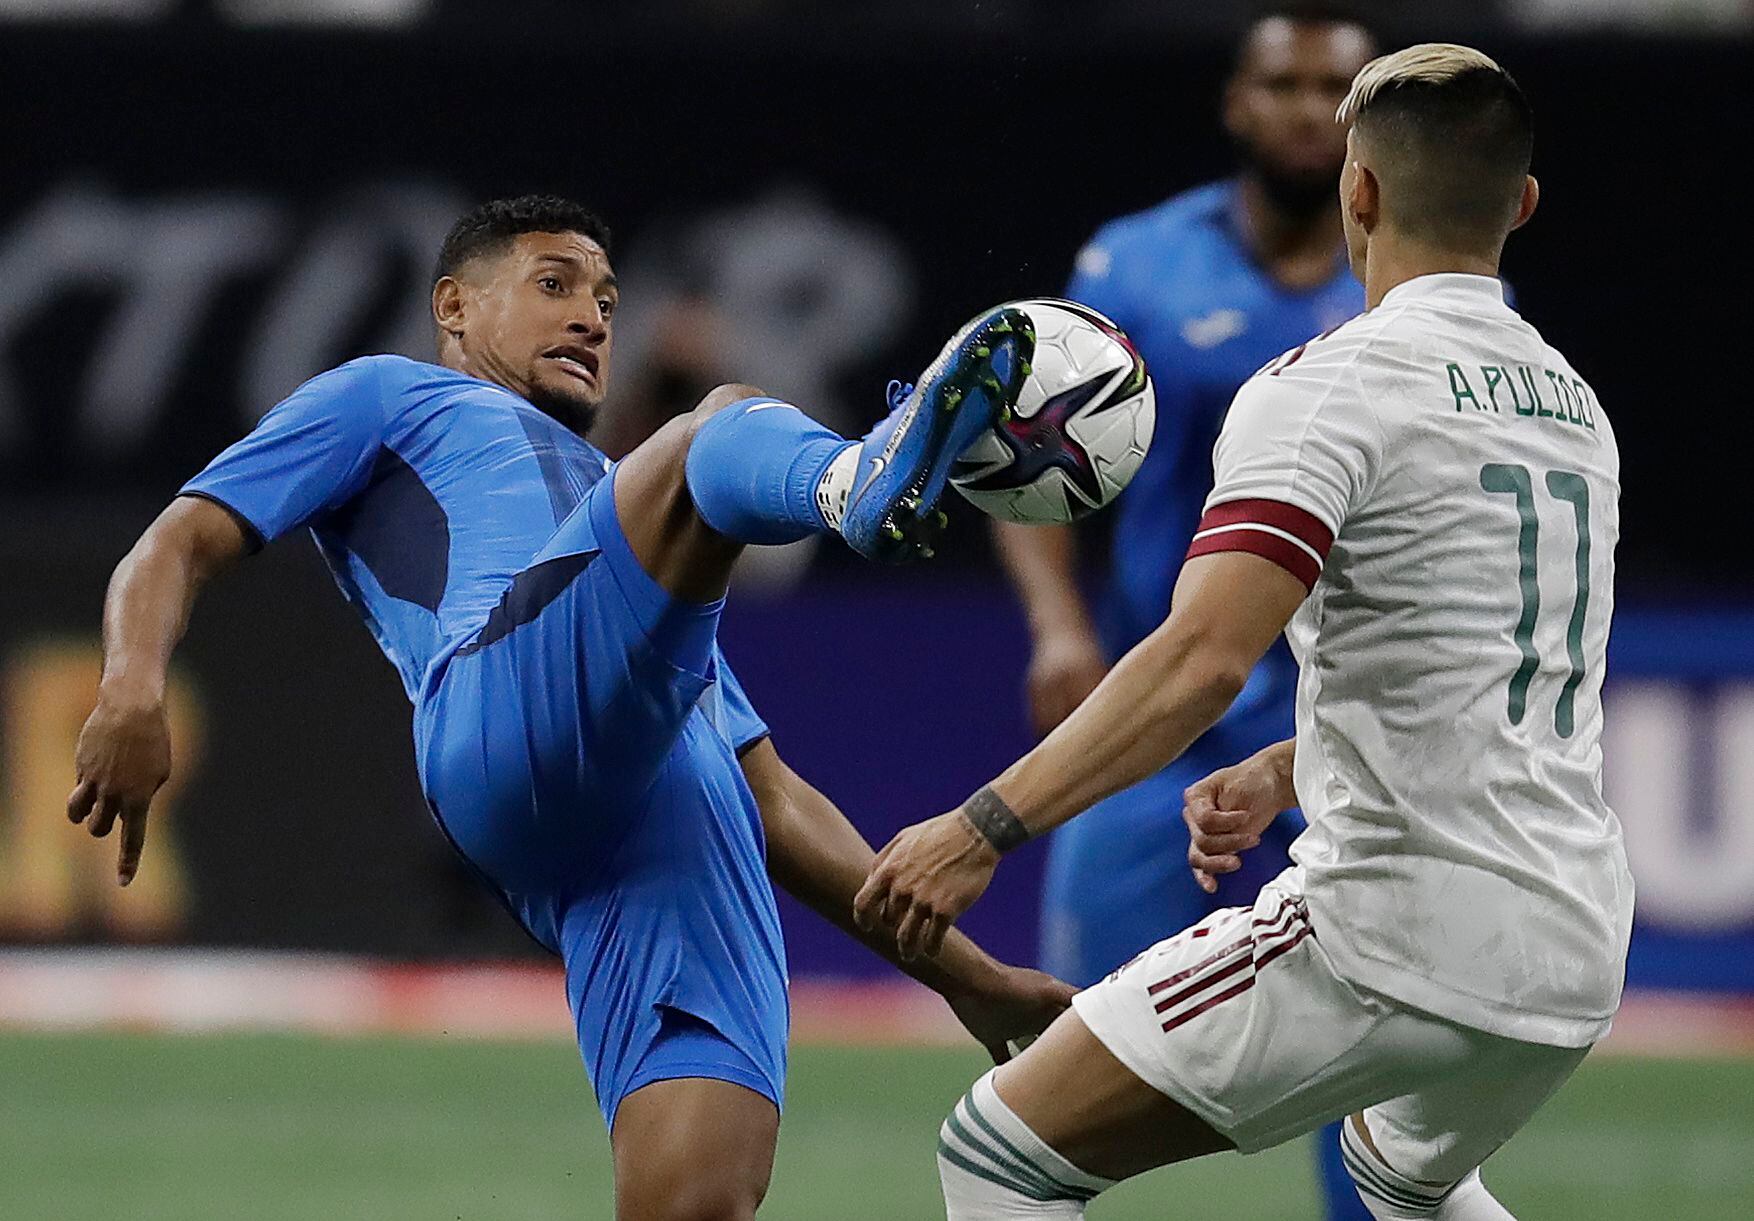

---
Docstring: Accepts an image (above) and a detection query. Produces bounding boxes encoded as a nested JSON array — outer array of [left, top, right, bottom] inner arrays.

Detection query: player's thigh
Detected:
[[1356, 1037, 1591, 1189], [608, 384, 755, 603], [421, 495, 721, 886], [512, 473, 721, 755], [612, 1076, 779, 1221], [1067, 874, 1484, 1157], [989, 1007, 1234, 1181]]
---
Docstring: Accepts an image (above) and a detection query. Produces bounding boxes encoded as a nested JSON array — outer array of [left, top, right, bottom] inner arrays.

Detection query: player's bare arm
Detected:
[[990, 519, 1109, 736], [1181, 737, 1297, 894], [738, 740, 1075, 1061], [67, 495, 251, 884], [854, 550, 1306, 959]]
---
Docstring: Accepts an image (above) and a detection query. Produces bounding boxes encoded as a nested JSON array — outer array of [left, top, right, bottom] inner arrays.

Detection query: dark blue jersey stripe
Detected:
[[517, 410, 585, 526]]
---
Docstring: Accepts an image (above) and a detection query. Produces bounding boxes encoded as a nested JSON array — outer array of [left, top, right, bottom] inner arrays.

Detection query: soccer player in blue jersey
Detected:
[[990, 6, 1376, 1218], [66, 195, 1073, 1219]]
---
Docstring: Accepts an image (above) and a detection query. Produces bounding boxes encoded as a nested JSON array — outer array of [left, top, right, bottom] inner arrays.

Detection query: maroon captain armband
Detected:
[[1184, 499, 1335, 591]]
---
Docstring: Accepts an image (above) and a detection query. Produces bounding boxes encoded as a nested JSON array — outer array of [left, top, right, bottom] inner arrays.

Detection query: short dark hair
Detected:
[[433, 194, 612, 285], [1235, 2, 1376, 71], [1249, 0, 1370, 29], [1344, 48, 1534, 246]]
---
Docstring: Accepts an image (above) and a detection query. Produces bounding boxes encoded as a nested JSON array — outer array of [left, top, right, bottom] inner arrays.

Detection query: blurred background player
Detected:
[[992, 5, 1375, 1217]]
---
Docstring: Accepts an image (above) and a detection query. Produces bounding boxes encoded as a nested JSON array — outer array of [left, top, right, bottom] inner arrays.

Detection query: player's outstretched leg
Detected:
[[687, 303, 1031, 562], [612, 304, 1032, 601]]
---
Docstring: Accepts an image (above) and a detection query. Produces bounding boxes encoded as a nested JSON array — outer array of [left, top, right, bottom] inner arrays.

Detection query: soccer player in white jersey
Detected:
[[854, 44, 1631, 1220]]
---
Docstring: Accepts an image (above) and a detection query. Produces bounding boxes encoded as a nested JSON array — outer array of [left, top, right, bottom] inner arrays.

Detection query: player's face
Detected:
[[1226, 19, 1376, 215], [452, 231, 617, 433]]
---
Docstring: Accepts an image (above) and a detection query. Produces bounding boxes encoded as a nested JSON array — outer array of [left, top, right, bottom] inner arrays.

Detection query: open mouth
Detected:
[[543, 347, 600, 383]]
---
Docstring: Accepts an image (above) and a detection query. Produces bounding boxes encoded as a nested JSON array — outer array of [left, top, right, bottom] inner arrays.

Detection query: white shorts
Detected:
[[1071, 868, 1589, 1185]]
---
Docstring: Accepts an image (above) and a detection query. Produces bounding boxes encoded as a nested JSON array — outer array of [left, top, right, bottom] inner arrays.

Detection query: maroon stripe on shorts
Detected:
[[1161, 977, 1256, 1034], [1251, 902, 1302, 942], [1255, 923, 1314, 971], [1151, 953, 1254, 1014], [1145, 935, 1251, 997]]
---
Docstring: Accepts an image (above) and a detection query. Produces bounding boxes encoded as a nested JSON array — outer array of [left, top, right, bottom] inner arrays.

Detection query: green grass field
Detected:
[[2, 1033, 1749, 1219]]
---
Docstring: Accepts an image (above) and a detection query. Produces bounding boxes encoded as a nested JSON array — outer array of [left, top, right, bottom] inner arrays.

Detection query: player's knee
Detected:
[[678, 383, 768, 452], [936, 1079, 1102, 1220], [651, 384, 767, 485], [938, 1133, 1088, 1218], [622, 385, 752, 478], [616, 1163, 767, 1221]]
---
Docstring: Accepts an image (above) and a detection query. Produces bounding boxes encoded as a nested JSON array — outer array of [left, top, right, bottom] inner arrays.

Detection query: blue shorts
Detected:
[[414, 472, 789, 1129], [1040, 754, 1303, 988]]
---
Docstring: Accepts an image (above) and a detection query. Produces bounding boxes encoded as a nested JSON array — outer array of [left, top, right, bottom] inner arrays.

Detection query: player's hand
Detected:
[[945, 963, 1078, 1065], [853, 811, 999, 962], [1025, 628, 1108, 737], [1182, 748, 1294, 895], [67, 688, 172, 886]]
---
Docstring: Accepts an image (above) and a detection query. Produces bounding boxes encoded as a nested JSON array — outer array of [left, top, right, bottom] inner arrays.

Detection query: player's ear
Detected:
[[1345, 160, 1380, 234], [1510, 175, 1540, 233], [432, 276, 468, 339]]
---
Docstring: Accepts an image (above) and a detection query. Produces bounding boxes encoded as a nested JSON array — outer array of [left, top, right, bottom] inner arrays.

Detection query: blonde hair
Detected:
[[1336, 44, 1506, 126]]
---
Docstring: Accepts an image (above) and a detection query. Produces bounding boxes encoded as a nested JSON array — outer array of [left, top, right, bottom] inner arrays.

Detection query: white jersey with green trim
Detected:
[[1191, 272, 1633, 1048]]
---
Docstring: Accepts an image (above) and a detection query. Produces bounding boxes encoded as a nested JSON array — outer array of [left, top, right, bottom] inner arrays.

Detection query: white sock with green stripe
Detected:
[[938, 1070, 1116, 1219], [1341, 1121, 1513, 1220]]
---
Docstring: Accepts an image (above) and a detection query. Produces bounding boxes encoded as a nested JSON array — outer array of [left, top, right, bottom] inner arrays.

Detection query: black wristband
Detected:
[[960, 785, 1029, 854]]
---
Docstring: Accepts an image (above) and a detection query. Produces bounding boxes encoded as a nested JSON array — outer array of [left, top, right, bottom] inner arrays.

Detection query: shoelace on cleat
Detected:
[[885, 379, 914, 410]]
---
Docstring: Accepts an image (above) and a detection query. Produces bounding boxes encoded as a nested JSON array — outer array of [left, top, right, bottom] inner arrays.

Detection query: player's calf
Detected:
[[1340, 1119, 1513, 1220], [681, 387, 855, 547], [937, 1070, 1115, 1220]]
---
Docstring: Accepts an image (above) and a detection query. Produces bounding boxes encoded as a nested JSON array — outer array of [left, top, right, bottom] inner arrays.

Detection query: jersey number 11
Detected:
[[1479, 462, 1593, 739]]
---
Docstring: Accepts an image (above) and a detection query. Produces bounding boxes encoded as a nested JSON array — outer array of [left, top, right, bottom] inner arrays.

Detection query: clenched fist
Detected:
[[1182, 741, 1297, 894]]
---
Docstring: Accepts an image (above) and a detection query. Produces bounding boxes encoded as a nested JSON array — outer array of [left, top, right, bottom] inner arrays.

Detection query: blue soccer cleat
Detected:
[[840, 305, 1034, 562]]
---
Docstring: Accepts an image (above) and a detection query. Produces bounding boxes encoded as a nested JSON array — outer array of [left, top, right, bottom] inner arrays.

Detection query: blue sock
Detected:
[[684, 398, 853, 545]]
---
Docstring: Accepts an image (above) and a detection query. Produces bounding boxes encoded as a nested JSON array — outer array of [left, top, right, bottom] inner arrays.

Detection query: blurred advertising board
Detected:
[[3, 513, 1751, 992]]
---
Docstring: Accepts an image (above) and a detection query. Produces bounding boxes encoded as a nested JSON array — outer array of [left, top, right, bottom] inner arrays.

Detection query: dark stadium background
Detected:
[[3, 4, 1752, 1218], [1, 0, 1749, 1033]]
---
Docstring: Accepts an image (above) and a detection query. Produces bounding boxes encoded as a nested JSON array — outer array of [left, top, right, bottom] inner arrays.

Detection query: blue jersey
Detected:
[[184, 356, 614, 702], [1067, 180, 1365, 755], [181, 355, 788, 1124]]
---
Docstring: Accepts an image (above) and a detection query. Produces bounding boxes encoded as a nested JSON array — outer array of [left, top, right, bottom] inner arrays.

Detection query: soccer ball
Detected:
[[951, 298, 1154, 525]]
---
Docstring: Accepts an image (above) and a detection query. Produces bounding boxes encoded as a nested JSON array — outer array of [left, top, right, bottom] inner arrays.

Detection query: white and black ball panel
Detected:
[[952, 298, 1154, 525]]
